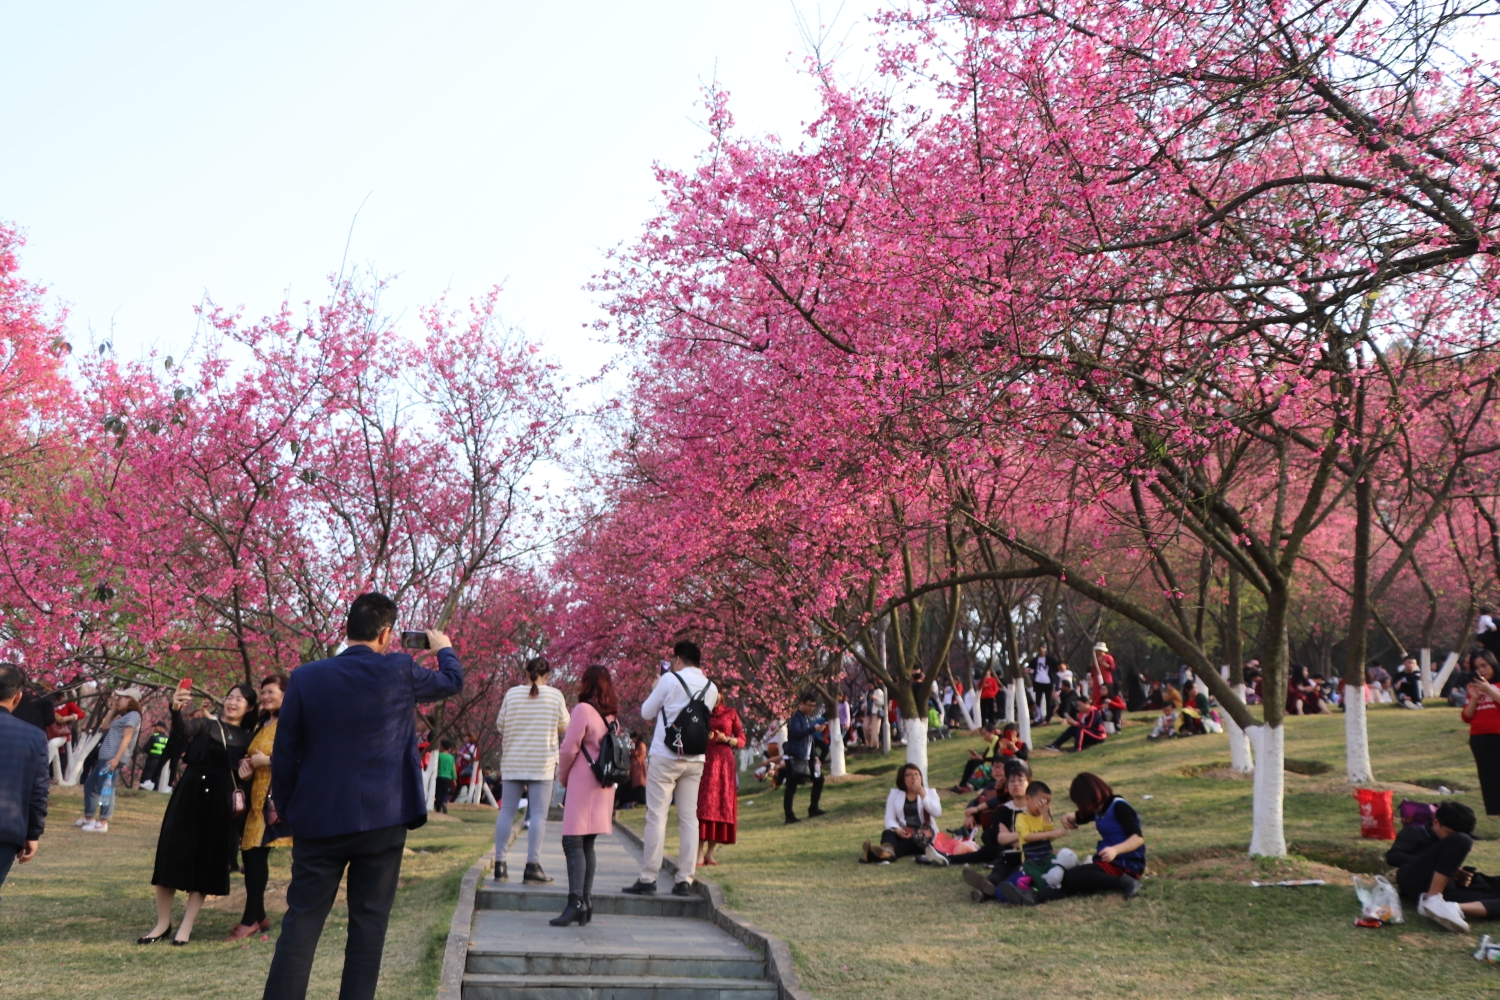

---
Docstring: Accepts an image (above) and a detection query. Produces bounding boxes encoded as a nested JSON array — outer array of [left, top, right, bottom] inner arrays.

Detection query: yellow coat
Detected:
[[241, 719, 293, 850]]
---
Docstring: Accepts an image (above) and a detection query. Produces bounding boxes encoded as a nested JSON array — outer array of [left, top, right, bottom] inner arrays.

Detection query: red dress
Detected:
[[698, 704, 746, 844]]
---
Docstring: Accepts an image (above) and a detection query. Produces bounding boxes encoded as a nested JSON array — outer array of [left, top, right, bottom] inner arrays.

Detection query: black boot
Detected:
[[549, 894, 585, 927], [580, 895, 593, 925], [523, 862, 554, 884], [493, 859, 507, 881]]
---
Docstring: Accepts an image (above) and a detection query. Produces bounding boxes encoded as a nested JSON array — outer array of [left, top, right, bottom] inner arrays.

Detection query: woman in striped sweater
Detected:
[[493, 658, 570, 883]]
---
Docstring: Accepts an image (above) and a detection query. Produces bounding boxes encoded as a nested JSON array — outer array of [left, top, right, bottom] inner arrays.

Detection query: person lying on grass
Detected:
[[861, 763, 941, 864], [987, 772, 1144, 905], [1387, 800, 1500, 934]]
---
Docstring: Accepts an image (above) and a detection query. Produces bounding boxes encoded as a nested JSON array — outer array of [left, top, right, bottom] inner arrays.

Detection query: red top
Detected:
[[1469, 691, 1500, 736], [980, 675, 1000, 698]]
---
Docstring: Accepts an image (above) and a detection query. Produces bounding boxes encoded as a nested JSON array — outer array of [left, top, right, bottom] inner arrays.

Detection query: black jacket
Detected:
[[0, 706, 50, 846]]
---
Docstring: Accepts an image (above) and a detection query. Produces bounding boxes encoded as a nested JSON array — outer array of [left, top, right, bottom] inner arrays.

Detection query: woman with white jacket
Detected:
[[861, 763, 942, 863]]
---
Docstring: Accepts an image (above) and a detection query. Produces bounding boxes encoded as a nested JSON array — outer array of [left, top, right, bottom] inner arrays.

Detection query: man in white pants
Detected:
[[623, 640, 718, 897]]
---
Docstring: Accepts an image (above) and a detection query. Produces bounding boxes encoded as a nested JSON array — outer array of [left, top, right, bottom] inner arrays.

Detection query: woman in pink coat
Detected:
[[551, 664, 618, 927]]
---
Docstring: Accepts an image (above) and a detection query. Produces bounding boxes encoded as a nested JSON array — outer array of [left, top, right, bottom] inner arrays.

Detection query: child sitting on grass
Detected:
[[1005, 781, 1074, 897], [997, 723, 1029, 760]]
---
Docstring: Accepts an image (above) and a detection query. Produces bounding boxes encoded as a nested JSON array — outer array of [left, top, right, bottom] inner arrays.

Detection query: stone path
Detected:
[[460, 826, 776, 999]]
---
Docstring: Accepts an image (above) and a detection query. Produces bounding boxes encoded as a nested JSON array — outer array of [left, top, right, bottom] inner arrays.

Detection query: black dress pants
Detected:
[[262, 824, 406, 1000], [783, 770, 824, 819]]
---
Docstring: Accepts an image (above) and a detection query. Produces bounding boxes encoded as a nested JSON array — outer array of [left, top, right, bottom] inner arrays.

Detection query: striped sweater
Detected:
[[494, 684, 570, 780]]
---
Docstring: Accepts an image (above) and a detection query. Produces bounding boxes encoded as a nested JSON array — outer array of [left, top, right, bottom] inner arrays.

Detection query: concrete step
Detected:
[[461, 973, 778, 1000], [477, 881, 707, 919], [466, 909, 764, 981]]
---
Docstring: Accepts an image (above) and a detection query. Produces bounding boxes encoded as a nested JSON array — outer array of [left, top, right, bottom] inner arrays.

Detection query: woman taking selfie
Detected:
[[138, 682, 255, 945], [225, 673, 292, 941], [550, 664, 619, 926]]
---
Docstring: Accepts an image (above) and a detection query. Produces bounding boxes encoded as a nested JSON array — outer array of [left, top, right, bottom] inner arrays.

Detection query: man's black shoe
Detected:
[[621, 879, 657, 895], [784, 814, 801, 825], [807, 807, 827, 818], [962, 866, 997, 898], [672, 881, 694, 897]]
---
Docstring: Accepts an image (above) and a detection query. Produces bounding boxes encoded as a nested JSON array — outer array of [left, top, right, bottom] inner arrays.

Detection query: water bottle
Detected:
[[98, 768, 115, 816]]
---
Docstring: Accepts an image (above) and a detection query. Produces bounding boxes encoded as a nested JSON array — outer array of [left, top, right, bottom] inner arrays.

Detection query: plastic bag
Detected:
[[1354, 788, 1396, 840], [1353, 874, 1404, 924], [1399, 799, 1436, 828]]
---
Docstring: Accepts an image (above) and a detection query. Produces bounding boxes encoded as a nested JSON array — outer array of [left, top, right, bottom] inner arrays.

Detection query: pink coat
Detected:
[[558, 702, 615, 836]]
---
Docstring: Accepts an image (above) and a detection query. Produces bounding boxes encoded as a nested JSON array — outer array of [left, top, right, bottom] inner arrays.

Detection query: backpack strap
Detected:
[[578, 703, 612, 767]]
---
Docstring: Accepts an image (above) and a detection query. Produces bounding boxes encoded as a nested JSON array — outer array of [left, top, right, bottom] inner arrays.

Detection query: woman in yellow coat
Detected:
[[226, 673, 293, 940]]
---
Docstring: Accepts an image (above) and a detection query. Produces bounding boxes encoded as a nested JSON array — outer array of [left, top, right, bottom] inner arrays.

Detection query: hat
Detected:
[[116, 686, 144, 700], [1093, 642, 1109, 652]]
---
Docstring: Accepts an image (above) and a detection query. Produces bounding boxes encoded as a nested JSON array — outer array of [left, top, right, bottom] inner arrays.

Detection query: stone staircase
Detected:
[[458, 827, 778, 999]]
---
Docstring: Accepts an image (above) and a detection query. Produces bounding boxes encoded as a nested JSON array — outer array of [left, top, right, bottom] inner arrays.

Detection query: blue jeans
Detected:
[[83, 765, 115, 820]]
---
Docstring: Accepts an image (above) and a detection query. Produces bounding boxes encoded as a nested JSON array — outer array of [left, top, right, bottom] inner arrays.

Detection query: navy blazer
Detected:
[[0, 706, 50, 847], [272, 644, 463, 840]]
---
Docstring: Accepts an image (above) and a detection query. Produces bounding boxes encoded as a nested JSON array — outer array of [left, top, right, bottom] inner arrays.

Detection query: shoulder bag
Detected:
[[218, 721, 248, 817]]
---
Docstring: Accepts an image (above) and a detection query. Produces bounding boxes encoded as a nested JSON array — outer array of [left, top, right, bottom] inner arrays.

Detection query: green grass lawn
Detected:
[[0, 790, 495, 1000], [620, 705, 1500, 999]]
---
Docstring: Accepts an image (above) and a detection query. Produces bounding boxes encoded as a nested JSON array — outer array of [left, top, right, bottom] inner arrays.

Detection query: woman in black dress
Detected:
[[138, 682, 255, 945]]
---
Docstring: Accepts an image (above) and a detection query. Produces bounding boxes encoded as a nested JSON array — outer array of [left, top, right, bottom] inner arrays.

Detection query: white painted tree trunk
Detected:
[[880, 714, 891, 755], [1247, 724, 1286, 857], [1344, 686, 1373, 784], [1419, 648, 1434, 699], [1225, 684, 1254, 774], [903, 717, 929, 783], [1010, 679, 1032, 750], [63, 732, 104, 786], [828, 714, 846, 777], [1431, 652, 1460, 698]]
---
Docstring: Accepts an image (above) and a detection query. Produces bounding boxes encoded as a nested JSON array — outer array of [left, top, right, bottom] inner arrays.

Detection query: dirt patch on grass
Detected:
[[827, 773, 874, 785], [1163, 851, 1358, 885]]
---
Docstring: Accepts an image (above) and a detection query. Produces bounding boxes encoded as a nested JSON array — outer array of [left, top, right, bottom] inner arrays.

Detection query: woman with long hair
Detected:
[[139, 682, 256, 945], [225, 672, 291, 941], [550, 664, 619, 926], [78, 688, 142, 833], [493, 657, 569, 883], [1463, 651, 1500, 818], [696, 688, 746, 867]]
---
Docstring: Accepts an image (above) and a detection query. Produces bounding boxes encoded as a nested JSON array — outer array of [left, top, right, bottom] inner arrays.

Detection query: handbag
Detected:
[[785, 757, 812, 779], [262, 789, 292, 844], [218, 721, 247, 817]]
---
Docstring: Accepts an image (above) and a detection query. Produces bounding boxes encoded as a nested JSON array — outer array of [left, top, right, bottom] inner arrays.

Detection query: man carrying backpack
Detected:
[[623, 640, 718, 896]]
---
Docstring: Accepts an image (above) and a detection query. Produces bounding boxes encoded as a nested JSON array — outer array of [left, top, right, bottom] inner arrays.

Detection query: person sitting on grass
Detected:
[[1387, 800, 1500, 933], [1008, 781, 1074, 892], [997, 723, 1029, 761], [1097, 684, 1127, 731], [939, 759, 1030, 871], [1045, 699, 1108, 752], [1394, 657, 1426, 710], [861, 763, 942, 864], [954, 726, 1000, 792], [1147, 685, 1184, 739], [1002, 772, 1144, 904], [961, 759, 1033, 900]]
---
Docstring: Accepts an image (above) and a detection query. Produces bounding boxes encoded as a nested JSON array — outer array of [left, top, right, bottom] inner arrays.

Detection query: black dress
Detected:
[[151, 710, 250, 896]]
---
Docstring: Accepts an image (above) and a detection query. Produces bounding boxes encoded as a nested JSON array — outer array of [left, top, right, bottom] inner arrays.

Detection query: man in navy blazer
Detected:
[[263, 593, 463, 1000], [0, 663, 50, 893]]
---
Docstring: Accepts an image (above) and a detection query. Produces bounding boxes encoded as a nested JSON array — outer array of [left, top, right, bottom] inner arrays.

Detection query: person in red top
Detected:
[[978, 670, 1001, 728], [1463, 652, 1500, 818], [1090, 644, 1116, 705]]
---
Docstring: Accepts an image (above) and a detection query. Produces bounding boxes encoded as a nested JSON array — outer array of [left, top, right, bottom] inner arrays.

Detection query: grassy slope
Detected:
[[620, 705, 1500, 1000], [0, 793, 494, 1000]]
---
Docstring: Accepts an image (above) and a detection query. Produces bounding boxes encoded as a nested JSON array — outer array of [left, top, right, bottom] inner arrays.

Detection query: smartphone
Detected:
[[177, 677, 193, 693], [400, 630, 430, 650]]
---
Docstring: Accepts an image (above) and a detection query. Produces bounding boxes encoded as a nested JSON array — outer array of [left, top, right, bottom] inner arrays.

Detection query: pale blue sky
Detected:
[[0, 2, 883, 376]]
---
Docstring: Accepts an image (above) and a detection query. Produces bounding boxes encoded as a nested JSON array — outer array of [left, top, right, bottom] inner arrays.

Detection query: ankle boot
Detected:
[[580, 895, 593, 925], [549, 894, 585, 927]]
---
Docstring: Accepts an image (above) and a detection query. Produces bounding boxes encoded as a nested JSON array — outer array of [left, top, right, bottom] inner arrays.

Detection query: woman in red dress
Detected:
[[697, 699, 746, 866]]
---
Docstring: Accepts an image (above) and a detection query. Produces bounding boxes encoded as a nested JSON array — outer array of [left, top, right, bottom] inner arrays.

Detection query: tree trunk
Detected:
[[1224, 567, 1253, 772], [828, 714, 846, 777], [1247, 722, 1286, 857], [1010, 679, 1032, 750], [1344, 466, 1374, 783], [903, 716, 929, 783], [1226, 684, 1255, 773]]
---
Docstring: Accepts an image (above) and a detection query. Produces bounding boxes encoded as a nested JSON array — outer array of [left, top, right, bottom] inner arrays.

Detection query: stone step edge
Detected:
[[610, 821, 813, 1000], [461, 973, 777, 989]]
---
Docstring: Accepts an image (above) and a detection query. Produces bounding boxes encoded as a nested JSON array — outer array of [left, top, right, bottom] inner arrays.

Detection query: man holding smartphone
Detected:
[[263, 593, 463, 1000]]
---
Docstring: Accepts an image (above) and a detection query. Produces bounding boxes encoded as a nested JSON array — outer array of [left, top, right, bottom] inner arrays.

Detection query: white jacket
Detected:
[[884, 788, 942, 836]]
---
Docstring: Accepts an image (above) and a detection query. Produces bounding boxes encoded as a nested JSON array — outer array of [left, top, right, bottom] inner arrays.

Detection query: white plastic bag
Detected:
[[1353, 874, 1404, 924]]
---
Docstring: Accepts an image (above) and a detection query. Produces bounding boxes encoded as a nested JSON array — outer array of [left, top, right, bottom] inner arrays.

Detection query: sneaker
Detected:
[[1419, 893, 1469, 933], [75, 817, 90, 828], [914, 855, 933, 865], [924, 844, 950, 868], [522, 862, 553, 884], [82, 821, 107, 832], [998, 880, 1037, 906], [962, 866, 997, 898], [1119, 874, 1141, 900], [140, 780, 155, 791], [671, 881, 694, 897], [621, 880, 657, 895]]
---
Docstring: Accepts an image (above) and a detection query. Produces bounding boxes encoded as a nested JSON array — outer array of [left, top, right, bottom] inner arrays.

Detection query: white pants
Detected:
[[639, 754, 703, 885]]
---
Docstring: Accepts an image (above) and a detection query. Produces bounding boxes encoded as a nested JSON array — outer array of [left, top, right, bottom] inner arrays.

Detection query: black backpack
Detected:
[[581, 712, 633, 787], [661, 672, 712, 756]]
